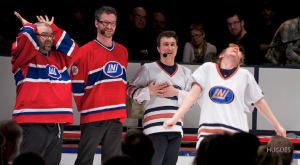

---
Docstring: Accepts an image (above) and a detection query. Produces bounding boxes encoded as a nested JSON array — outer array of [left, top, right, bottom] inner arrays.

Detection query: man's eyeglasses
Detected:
[[134, 14, 147, 20], [36, 33, 55, 40], [191, 33, 203, 39], [98, 20, 116, 27], [227, 21, 241, 27]]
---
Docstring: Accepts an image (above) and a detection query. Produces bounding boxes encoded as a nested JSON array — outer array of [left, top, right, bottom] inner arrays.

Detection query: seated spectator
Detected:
[[118, 6, 157, 61], [0, 120, 22, 165], [267, 135, 294, 165], [102, 155, 138, 165], [266, 16, 300, 66], [233, 132, 260, 165], [193, 133, 239, 165], [225, 9, 265, 65], [121, 129, 154, 165], [183, 23, 217, 63], [255, 145, 283, 165], [13, 152, 46, 165], [67, 10, 92, 47]]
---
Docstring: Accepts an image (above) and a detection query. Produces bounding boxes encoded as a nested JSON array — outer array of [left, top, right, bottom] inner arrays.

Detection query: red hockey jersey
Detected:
[[11, 23, 79, 124], [71, 39, 128, 124]]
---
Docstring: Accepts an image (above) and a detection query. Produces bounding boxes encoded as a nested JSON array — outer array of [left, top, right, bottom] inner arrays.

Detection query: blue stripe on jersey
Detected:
[[12, 111, 73, 116], [80, 106, 126, 116], [57, 32, 73, 55], [86, 68, 126, 86], [198, 123, 244, 132], [20, 26, 39, 47], [14, 69, 25, 86], [72, 82, 85, 94], [26, 66, 70, 81], [143, 122, 182, 130], [144, 106, 178, 115]]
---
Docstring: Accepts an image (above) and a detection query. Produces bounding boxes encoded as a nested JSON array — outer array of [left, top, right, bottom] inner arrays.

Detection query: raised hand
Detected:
[[14, 11, 30, 25], [36, 15, 54, 25]]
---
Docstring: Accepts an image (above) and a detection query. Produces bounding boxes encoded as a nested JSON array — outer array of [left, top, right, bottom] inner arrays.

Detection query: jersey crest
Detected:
[[209, 86, 234, 104], [104, 61, 123, 78], [46, 65, 61, 79]]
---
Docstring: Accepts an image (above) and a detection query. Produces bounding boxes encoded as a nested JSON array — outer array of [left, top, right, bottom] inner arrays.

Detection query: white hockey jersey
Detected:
[[191, 62, 264, 148], [127, 61, 192, 136]]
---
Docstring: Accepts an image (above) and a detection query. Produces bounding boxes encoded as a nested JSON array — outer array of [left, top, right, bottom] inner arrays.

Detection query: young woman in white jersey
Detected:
[[163, 43, 286, 148]]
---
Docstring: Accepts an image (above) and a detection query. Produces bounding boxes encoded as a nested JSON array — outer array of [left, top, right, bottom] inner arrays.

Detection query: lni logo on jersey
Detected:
[[46, 65, 61, 79], [209, 86, 234, 104], [104, 61, 123, 78]]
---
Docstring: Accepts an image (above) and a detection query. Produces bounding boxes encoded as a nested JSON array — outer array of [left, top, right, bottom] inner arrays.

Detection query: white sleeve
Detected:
[[189, 63, 209, 90], [127, 65, 151, 104], [244, 71, 264, 112], [177, 67, 192, 105]]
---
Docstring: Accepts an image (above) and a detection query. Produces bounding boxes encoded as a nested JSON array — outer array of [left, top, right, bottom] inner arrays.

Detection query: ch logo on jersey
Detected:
[[104, 61, 123, 78], [209, 86, 234, 104], [166, 85, 182, 100], [46, 65, 61, 79]]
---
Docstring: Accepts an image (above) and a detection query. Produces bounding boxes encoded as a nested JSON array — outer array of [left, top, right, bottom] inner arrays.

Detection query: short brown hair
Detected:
[[156, 31, 178, 47]]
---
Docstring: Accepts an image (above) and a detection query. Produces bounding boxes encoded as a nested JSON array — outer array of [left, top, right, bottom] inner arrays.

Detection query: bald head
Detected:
[[130, 6, 147, 30]]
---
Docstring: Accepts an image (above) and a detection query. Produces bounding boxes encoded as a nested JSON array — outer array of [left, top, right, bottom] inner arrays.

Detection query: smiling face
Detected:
[[157, 37, 178, 60], [95, 13, 116, 38], [227, 15, 243, 37]]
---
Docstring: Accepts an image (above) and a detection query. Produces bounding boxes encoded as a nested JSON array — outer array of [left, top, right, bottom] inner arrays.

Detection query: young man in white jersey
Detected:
[[127, 31, 192, 165]]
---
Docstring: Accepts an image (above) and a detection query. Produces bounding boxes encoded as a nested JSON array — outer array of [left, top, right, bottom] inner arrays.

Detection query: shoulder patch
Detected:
[[72, 66, 79, 75]]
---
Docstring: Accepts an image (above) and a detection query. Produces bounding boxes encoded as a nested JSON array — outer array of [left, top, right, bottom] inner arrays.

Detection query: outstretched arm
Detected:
[[163, 82, 202, 129], [254, 98, 286, 137]]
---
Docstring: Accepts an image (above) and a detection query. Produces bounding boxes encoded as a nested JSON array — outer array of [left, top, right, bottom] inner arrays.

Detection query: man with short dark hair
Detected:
[[128, 31, 192, 165], [71, 6, 128, 165]]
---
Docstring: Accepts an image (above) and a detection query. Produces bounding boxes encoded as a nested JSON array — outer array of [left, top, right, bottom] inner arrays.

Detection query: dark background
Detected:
[[1, 0, 299, 60]]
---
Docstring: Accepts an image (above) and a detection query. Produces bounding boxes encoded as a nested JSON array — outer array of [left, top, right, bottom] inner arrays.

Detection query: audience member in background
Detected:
[[148, 11, 166, 60], [13, 152, 46, 165], [121, 129, 154, 165], [0, 120, 22, 165], [255, 145, 283, 165], [182, 23, 217, 63], [193, 133, 239, 165], [119, 6, 157, 61], [266, 16, 300, 65], [233, 132, 260, 165], [253, 1, 280, 65], [225, 9, 265, 65], [267, 135, 294, 165], [102, 155, 138, 165], [68, 10, 91, 47]]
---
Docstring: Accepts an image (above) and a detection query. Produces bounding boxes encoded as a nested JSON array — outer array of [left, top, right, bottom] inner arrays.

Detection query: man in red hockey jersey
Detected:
[[71, 6, 128, 164], [11, 12, 79, 165]]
